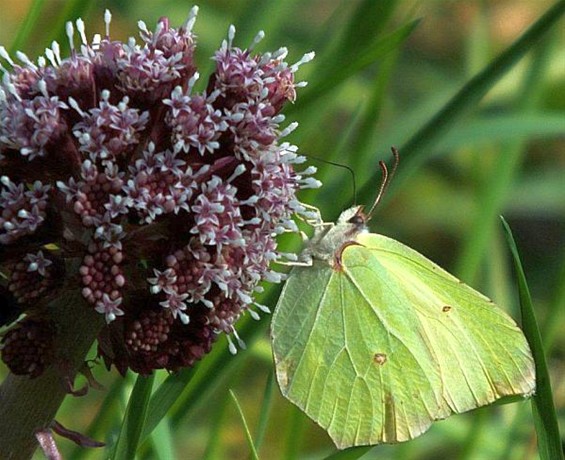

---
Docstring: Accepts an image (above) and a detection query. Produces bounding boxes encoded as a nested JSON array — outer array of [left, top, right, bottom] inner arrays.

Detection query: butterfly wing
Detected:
[[272, 256, 448, 448], [271, 232, 535, 449]]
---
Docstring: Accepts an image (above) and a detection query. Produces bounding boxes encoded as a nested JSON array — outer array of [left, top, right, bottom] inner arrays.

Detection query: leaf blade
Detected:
[[229, 389, 260, 460], [111, 373, 155, 460], [500, 217, 563, 460], [358, 0, 565, 202]]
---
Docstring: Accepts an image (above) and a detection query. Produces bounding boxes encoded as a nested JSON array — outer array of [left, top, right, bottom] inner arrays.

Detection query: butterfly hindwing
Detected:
[[273, 254, 444, 447]]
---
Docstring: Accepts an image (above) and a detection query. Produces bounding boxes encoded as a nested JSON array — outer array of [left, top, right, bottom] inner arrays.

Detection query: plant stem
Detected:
[[0, 291, 104, 460]]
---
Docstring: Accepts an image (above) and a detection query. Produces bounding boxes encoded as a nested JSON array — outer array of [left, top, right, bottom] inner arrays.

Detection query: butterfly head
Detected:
[[336, 205, 369, 234]]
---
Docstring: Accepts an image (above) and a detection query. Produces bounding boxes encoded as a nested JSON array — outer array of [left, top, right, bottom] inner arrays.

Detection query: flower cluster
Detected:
[[0, 8, 318, 376]]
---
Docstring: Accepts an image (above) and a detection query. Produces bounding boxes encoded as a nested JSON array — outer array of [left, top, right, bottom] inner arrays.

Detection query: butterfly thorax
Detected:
[[301, 206, 368, 264]]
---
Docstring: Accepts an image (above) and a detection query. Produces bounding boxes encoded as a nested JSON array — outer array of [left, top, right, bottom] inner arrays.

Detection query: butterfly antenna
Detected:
[[367, 147, 400, 218], [305, 155, 356, 204]]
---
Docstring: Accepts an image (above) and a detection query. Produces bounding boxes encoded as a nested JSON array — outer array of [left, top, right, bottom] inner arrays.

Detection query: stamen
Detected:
[[91, 34, 101, 50], [300, 177, 322, 189], [290, 51, 315, 72], [278, 252, 298, 261], [183, 5, 199, 33], [15, 51, 34, 68], [37, 80, 49, 98], [44, 48, 57, 67], [104, 9, 112, 38], [248, 30, 265, 52], [153, 21, 165, 46], [300, 166, 317, 176], [227, 164, 246, 183], [226, 335, 237, 354], [272, 114, 285, 124], [233, 329, 246, 349], [51, 41, 62, 65], [187, 72, 199, 92], [67, 97, 85, 116], [179, 312, 190, 324], [271, 47, 288, 61], [66, 21, 75, 54], [137, 20, 149, 35], [248, 309, 260, 320], [76, 18, 87, 45], [254, 302, 271, 314], [227, 25, 236, 48], [280, 122, 298, 138], [0, 46, 14, 66]]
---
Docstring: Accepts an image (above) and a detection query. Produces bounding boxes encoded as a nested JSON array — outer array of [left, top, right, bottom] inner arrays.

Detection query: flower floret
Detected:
[[0, 8, 317, 377]]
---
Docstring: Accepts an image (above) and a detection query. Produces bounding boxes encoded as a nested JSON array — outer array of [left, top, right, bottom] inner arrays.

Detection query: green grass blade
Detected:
[[455, 41, 555, 285], [435, 113, 565, 152], [7, 0, 47, 53], [292, 19, 419, 111], [229, 389, 260, 460], [282, 406, 305, 460], [202, 390, 230, 460], [141, 367, 195, 441], [500, 216, 563, 460], [358, 0, 565, 201], [254, 371, 276, 451], [338, 0, 398, 53], [147, 417, 174, 460], [543, 246, 565, 348], [68, 377, 126, 460], [111, 373, 156, 460]]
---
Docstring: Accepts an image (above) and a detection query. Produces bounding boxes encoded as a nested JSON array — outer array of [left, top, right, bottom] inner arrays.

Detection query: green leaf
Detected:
[[254, 372, 276, 451], [358, 0, 565, 201], [229, 389, 259, 460], [147, 416, 174, 460], [500, 217, 564, 460], [272, 207, 535, 449], [141, 367, 194, 441], [111, 373, 155, 460], [7, 0, 47, 53], [435, 114, 565, 152], [291, 19, 420, 111], [338, 0, 398, 53]]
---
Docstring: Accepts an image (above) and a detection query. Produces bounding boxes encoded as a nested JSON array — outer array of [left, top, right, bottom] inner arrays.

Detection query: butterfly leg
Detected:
[[296, 202, 326, 228]]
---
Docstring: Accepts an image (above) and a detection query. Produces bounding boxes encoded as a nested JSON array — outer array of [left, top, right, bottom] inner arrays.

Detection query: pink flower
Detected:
[[0, 7, 318, 377]]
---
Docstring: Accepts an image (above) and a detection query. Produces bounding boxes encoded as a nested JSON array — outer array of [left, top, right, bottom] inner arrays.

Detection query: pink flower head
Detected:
[[0, 7, 319, 377]]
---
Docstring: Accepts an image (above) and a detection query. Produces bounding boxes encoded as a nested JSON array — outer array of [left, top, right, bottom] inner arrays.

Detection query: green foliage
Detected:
[[1, 0, 562, 458], [111, 374, 155, 460], [229, 390, 259, 460], [502, 218, 563, 460]]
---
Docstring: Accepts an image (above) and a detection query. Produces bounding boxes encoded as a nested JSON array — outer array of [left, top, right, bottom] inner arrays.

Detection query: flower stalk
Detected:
[[0, 292, 103, 459]]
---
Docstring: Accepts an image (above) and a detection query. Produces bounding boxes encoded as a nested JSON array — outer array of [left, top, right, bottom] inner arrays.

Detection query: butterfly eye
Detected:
[[348, 214, 365, 225]]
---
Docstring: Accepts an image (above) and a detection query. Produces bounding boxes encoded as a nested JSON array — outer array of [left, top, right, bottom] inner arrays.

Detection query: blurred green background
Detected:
[[0, 0, 563, 459]]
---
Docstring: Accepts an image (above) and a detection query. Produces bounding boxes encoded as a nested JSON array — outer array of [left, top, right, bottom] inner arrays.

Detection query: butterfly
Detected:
[[270, 148, 535, 449]]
